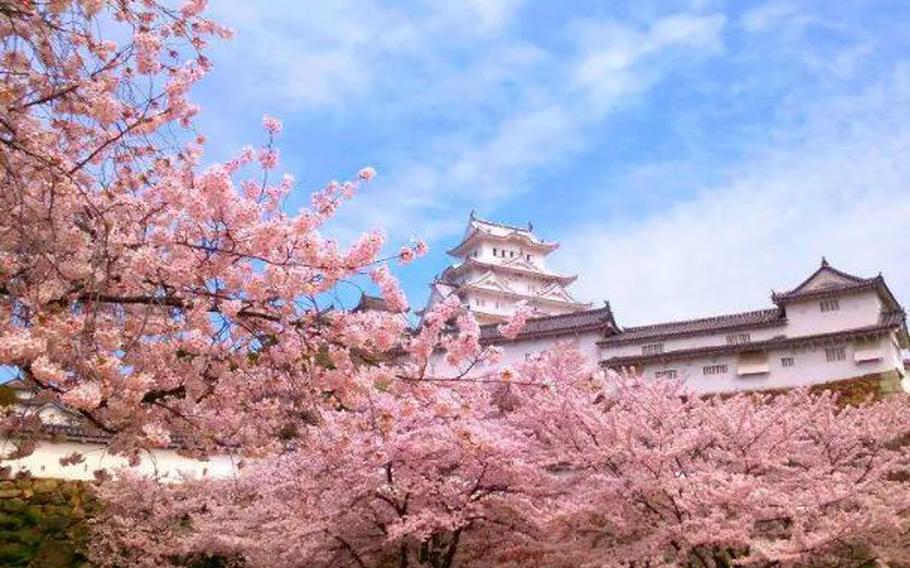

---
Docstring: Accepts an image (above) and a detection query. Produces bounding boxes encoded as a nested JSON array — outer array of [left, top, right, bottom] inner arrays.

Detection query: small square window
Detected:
[[781, 357, 794, 368]]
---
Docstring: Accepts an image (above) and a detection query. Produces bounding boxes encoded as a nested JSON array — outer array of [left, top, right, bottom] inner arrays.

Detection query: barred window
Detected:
[[820, 298, 840, 312], [726, 332, 751, 345], [655, 369, 678, 379], [825, 346, 846, 362], [781, 357, 795, 368], [703, 364, 728, 375], [642, 343, 664, 356]]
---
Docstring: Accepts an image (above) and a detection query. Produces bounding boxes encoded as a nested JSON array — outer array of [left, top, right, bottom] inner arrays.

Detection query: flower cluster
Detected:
[[93, 355, 910, 568], [498, 301, 531, 340]]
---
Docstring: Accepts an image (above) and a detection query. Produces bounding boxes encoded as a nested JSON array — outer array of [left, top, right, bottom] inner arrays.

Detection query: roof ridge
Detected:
[[471, 215, 534, 234], [624, 307, 781, 332], [780, 262, 874, 297], [478, 305, 612, 331], [461, 257, 571, 276]]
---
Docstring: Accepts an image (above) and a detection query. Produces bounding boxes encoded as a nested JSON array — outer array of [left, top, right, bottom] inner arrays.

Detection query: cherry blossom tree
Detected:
[[4, 3, 910, 568], [0, 0, 424, 461], [510, 368, 910, 568], [92, 339, 910, 568]]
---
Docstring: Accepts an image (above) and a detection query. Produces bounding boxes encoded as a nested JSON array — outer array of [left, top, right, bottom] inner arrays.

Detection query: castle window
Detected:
[[820, 298, 840, 312], [526, 254, 531, 262], [726, 332, 751, 345], [642, 343, 664, 356], [703, 364, 728, 375], [655, 369, 678, 379], [825, 346, 846, 362], [781, 357, 795, 368], [510, 251, 515, 258]]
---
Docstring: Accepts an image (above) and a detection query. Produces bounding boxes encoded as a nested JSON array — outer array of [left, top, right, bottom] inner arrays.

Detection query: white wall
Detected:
[[0, 438, 239, 481], [785, 292, 883, 336], [427, 329, 602, 378], [601, 322, 787, 358], [637, 332, 902, 394]]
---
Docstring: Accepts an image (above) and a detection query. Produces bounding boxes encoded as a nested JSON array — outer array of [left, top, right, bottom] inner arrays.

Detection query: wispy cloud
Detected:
[[556, 63, 910, 324], [330, 10, 728, 242], [186, 1, 910, 316]]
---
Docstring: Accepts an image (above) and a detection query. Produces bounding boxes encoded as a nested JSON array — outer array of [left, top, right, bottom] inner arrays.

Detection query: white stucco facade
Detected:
[[0, 438, 239, 481], [1, 389, 240, 481], [597, 262, 907, 393], [425, 213, 589, 324], [423, 221, 908, 396]]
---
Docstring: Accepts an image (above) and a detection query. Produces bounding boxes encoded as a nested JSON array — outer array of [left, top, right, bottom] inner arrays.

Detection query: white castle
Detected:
[[426, 214, 909, 395], [3, 213, 908, 481], [424, 212, 589, 324]]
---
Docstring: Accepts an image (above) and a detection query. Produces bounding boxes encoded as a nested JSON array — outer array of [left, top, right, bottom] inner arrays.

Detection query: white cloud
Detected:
[[740, 2, 806, 33], [456, 0, 526, 32], [555, 64, 910, 325], [571, 13, 725, 115], [206, 0, 527, 109], [330, 11, 728, 243]]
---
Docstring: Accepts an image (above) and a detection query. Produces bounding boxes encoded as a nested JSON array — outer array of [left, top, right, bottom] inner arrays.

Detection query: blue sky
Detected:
[[189, 0, 910, 326]]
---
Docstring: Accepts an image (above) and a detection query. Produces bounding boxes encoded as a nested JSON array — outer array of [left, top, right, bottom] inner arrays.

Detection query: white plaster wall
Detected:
[[427, 330, 603, 378], [784, 292, 883, 336], [601, 323, 787, 358], [0, 439, 239, 481], [638, 333, 900, 394], [469, 238, 549, 269], [602, 289, 887, 360]]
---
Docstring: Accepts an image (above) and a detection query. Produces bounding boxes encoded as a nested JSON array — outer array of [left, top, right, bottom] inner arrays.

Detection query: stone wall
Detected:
[[0, 477, 96, 568]]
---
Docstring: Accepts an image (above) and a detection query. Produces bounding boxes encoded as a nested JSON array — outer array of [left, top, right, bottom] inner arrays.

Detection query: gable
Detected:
[[798, 268, 863, 292], [539, 283, 576, 303], [472, 271, 516, 293], [502, 256, 538, 271]]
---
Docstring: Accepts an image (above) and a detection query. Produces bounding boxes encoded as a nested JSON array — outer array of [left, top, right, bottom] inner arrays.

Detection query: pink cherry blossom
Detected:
[[357, 166, 377, 182], [398, 246, 416, 264], [262, 114, 283, 134], [4, 4, 909, 568], [61, 382, 103, 411], [498, 301, 531, 339], [258, 147, 279, 169]]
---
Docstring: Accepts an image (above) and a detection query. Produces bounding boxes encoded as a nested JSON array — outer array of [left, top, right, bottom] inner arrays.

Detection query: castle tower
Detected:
[[425, 212, 590, 325]]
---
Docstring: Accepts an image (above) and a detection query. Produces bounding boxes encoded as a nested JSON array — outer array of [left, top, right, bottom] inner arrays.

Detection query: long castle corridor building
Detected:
[[426, 215, 909, 394]]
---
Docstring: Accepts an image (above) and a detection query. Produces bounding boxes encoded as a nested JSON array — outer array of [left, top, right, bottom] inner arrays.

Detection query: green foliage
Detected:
[[0, 479, 93, 568], [0, 384, 18, 407]]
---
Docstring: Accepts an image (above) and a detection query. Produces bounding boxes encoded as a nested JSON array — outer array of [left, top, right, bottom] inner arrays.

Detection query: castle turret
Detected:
[[425, 212, 590, 324]]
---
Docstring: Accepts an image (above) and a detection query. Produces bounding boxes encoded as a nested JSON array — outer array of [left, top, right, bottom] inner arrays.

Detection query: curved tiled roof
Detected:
[[480, 305, 617, 344], [447, 213, 559, 256], [354, 294, 401, 313], [770, 261, 901, 310], [602, 310, 907, 368], [442, 258, 577, 284], [598, 308, 784, 346]]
